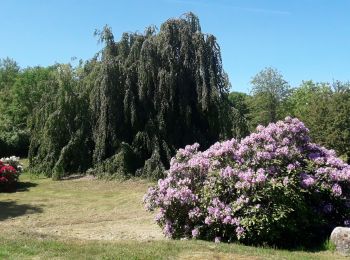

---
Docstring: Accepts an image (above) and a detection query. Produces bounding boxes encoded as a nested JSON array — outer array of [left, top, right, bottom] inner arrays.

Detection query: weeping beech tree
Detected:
[[29, 13, 233, 179], [29, 64, 93, 179]]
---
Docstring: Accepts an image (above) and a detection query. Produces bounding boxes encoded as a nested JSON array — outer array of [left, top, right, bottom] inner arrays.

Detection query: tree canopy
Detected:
[[249, 67, 291, 127], [28, 13, 233, 179], [1, 13, 350, 176]]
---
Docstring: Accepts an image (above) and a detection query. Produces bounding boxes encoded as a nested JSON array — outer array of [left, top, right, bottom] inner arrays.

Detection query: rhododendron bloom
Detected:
[[214, 237, 221, 243], [144, 117, 350, 247], [192, 228, 199, 238], [332, 184, 342, 197]]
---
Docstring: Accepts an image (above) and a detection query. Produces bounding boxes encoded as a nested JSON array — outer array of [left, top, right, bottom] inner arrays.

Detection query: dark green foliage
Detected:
[[91, 142, 140, 179], [28, 13, 233, 179], [138, 149, 165, 180], [228, 91, 250, 139]]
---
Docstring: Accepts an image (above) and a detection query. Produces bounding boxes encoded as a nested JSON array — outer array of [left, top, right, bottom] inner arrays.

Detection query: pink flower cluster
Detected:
[[144, 117, 350, 245]]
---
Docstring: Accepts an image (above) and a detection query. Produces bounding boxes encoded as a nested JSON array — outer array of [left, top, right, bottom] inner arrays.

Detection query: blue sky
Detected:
[[1, 0, 349, 93]]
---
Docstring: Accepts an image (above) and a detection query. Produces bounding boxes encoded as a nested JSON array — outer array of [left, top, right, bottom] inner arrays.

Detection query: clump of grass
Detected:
[[323, 239, 336, 252]]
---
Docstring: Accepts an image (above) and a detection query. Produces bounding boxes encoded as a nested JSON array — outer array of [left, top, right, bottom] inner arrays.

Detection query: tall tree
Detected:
[[0, 62, 56, 157], [29, 13, 233, 179], [249, 67, 290, 128], [0, 58, 22, 156]]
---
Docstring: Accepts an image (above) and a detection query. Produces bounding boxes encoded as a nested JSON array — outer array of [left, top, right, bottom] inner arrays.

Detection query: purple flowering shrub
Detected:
[[143, 117, 350, 247]]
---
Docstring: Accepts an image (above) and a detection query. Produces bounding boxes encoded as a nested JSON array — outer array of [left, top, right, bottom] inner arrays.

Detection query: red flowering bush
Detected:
[[0, 156, 22, 191]]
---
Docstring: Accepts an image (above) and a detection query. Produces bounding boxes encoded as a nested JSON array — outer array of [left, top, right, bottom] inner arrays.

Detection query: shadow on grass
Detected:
[[239, 238, 331, 254], [0, 201, 43, 221], [16, 181, 38, 192], [0, 181, 38, 193]]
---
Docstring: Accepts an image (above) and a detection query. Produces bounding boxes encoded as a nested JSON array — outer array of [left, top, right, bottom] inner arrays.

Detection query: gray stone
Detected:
[[330, 227, 350, 256]]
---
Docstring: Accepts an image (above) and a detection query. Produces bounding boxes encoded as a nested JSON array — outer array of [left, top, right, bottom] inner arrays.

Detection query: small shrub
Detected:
[[139, 149, 165, 180], [0, 156, 23, 191], [143, 117, 350, 248], [89, 143, 141, 179]]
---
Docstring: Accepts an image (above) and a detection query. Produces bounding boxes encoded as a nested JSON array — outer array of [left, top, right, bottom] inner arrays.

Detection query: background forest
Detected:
[[1, 13, 349, 179]]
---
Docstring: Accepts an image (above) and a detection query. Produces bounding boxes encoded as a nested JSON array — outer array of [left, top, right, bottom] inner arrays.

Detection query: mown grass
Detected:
[[0, 236, 345, 260], [0, 172, 346, 259], [0, 173, 162, 241]]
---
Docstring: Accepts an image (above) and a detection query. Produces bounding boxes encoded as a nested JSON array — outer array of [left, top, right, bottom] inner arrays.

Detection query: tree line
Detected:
[[0, 13, 233, 179], [230, 67, 350, 163], [0, 13, 349, 179]]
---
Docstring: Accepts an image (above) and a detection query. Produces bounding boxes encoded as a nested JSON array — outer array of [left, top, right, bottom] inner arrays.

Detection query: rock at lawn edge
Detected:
[[330, 227, 350, 256]]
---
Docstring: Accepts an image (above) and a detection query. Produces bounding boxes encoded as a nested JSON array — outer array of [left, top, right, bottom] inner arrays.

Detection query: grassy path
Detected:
[[0, 173, 345, 259]]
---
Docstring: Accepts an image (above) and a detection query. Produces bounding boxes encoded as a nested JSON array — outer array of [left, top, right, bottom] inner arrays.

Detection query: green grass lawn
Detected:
[[0, 172, 346, 260]]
